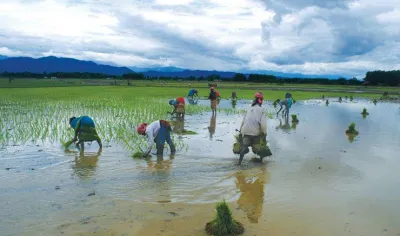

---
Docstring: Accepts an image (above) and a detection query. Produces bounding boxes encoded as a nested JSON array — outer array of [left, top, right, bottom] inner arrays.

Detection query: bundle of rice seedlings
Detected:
[[232, 134, 248, 154], [361, 108, 369, 115], [132, 151, 151, 158], [345, 122, 359, 135], [252, 139, 272, 158], [291, 114, 299, 123], [205, 200, 244, 236], [273, 99, 278, 108], [233, 142, 249, 155], [63, 139, 75, 148]]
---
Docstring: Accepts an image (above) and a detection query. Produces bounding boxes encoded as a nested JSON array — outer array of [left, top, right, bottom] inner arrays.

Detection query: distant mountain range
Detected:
[[0, 55, 344, 79], [0, 56, 132, 76], [130, 66, 342, 79]]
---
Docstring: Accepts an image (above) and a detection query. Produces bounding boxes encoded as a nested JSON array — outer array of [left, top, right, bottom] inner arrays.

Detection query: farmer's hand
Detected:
[[261, 134, 267, 142]]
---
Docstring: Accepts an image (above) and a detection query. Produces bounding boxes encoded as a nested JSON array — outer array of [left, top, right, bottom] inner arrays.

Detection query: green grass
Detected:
[[2, 78, 400, 93], [0, 85, 385, 102]]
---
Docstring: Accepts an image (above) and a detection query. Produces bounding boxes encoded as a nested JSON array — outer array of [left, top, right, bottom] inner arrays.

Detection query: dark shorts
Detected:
[[155, 120, 172, 145], [241, 135, 262, 148], [154, 120, 175, 154]]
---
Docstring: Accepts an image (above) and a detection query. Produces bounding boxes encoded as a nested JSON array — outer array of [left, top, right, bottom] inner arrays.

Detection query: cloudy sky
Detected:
[[0, 0, 399, 77]]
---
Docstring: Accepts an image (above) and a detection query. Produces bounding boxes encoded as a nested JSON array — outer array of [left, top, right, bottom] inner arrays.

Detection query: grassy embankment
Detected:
[[2, 78, 399, 100]]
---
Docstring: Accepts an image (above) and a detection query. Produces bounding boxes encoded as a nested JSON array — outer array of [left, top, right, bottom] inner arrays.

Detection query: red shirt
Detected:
[[176, 97, 185, 105]]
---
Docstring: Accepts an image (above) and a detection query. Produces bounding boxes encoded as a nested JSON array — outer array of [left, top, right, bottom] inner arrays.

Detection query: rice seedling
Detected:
[[350, 96, 354, 101], [345, 122, 359, 135], [326, 100, 329, 106], [251, 139, 272, 158], [373, 99, 377, 105], [361, 108, 369, 116], [205, 199, 244, 236], [0, 89, 246, 158], [291, 114, 299, 123]]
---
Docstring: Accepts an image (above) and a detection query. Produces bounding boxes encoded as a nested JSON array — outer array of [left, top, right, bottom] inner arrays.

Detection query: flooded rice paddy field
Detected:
[[1, 98, 400, 236]]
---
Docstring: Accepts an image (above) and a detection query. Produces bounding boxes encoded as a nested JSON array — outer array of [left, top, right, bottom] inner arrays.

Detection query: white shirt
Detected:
[[240, 105, 267, 136], [145, 120, 161, 153]]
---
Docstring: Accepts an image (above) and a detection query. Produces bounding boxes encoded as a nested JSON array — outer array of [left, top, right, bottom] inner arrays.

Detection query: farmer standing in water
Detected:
[[69, 116, 102, 150], [137, 120, 176, 157], [208, 87, 218, 113], [238, 92, 267, 165], [187, 88, 199, 99]]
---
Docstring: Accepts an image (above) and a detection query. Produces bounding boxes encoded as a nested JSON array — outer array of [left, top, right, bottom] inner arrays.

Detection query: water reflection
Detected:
[[235, 166, 269, 223], [208, 113, 217, 140], [276, 116, 291, 132], [346, 133, 357, 143], [172, 118, 185, 134], [146, 155, 174, 203], [188, 98, 199, 105], [231, 98, 237, 109], [72, 149, 101, 180], [291, 121, 298, 130]]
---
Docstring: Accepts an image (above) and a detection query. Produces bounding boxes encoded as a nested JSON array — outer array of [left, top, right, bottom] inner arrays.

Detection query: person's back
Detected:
[[188, 89, 196, 96], [240, 105, 267, 136], [71, 116, 95, 129], [146, 120, 161, 137], [176, 97, 185, 105], [287, 97, 293, 108], [80, 116, 95, 127]]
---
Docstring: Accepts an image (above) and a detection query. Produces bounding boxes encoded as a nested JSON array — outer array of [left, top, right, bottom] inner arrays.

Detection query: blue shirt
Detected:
[[287, 98, 293, 108], [70, 116, 95, 130], [188, 89, 197, 96]]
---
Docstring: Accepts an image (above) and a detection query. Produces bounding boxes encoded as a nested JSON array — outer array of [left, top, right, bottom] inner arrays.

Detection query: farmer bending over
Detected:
[[238, 92, 267, 165], [69, 116, 102, 150], [277, 93, 294, 117], [169, 97, 185, 118], [285, 92, 295, 101], [187, 88, 199, 99], [137, 120, 176, 157]]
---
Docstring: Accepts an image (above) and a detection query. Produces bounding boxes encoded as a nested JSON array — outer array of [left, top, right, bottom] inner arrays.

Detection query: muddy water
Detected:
[[1, 99, 400, 236]]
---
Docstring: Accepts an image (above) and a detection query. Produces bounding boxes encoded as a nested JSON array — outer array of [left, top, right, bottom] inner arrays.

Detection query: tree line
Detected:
[[364, 70, 400, 86], [1, 70, 399, 86]]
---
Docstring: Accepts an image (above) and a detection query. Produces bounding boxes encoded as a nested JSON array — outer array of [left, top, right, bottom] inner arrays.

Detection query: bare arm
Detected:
[[240, 112, 247, 131], [260, 110, 267, 136], [73, 119, 81, 141], [144, 130, 154, 155]]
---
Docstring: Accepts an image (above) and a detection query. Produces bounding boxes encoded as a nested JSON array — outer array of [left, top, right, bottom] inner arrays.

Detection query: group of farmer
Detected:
[[68, 87, 295, 165]]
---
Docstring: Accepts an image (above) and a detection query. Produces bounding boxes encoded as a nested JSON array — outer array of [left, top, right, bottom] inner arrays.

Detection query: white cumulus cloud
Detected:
[[0, 0, 399, 77]]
